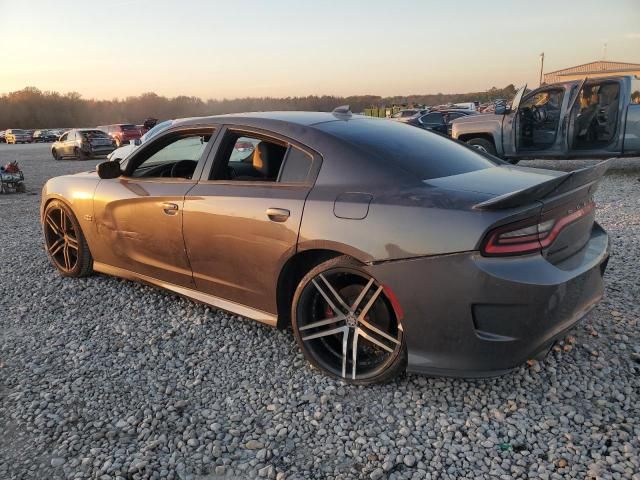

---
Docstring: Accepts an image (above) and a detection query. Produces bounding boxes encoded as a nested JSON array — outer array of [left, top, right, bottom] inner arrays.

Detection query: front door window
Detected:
[[516, 88, 564, 151], [128, 132, 212, 179]]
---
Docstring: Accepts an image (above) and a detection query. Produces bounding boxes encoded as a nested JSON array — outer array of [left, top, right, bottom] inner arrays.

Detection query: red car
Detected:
[[97, 124, 142, 147]]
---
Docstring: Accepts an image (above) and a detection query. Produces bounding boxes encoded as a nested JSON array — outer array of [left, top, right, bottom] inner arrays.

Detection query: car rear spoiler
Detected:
[[473, 158, 614, 210]]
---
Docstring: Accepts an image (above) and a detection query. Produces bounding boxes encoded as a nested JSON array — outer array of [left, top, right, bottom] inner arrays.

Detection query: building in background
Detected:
[[544, 61, 640, 84]]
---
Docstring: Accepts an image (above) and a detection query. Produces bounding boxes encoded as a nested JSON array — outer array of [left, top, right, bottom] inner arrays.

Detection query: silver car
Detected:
[[51, 129, 116, 160]]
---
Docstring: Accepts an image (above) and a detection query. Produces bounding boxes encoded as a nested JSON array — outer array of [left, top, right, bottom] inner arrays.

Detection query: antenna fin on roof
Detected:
[[332, 105, 352, 117]]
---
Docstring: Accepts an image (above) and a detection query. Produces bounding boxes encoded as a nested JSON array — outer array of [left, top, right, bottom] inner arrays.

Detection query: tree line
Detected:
[[0, 85, 517, 129]]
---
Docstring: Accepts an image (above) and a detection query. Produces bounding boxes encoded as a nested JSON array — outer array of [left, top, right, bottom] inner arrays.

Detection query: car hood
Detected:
[[425, 165, 565, 196], [450, 113, 502, 126], [71, 171, 99, 178], [108, 144, 137, 161]]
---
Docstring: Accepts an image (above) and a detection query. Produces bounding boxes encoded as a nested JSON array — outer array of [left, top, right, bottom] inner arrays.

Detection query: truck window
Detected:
[[631, 76, 640, 104], [573, 82, 620, 149]]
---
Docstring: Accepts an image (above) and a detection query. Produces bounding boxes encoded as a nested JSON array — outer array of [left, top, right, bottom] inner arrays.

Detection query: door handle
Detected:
[[266, 207, 290, 222], [162, 202, 179, 215]]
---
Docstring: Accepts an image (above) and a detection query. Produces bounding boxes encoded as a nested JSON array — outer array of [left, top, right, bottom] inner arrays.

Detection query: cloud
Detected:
[[625, 33, 640, 39]]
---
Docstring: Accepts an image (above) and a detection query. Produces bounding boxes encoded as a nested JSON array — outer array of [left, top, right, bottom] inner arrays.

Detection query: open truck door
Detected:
[[501, 84, 527, 157], [561, 77, 588, 156]]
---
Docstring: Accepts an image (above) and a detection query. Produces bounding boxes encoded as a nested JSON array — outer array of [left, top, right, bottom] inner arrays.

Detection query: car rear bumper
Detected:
[[88, 145, 116, 156], [365, 223, 610, 377]]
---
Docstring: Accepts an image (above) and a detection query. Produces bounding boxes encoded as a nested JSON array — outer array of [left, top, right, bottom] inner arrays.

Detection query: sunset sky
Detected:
[[1, 0, 639, 100]]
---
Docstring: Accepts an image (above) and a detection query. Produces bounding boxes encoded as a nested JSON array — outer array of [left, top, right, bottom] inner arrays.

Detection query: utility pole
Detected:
[[539, 52, 545, 86]]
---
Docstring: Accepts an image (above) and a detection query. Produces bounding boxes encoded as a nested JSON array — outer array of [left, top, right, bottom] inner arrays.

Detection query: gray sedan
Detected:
[[40, 110, 610, 383]]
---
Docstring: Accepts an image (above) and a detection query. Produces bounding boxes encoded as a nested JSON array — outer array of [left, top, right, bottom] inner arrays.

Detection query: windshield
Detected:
[[12, 129, 26, 134], [318, 118, 496, 180], [121, 124, 139, 131]]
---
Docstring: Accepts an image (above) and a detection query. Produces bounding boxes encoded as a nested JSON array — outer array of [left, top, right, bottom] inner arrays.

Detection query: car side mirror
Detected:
[[97, 161, 122, 179], [132, 138, 141, 146]]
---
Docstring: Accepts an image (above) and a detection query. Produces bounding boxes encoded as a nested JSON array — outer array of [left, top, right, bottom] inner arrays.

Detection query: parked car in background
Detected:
[[406, 109, 479, 135], [107, 119, 176, 163], [33, 129, 58, 142], [41, 110, 610, 384], [51, 129, 68, 139], [451, 75, 640, 162], [4, 129, 32, 144], [451, 102, 478, 111], [0, 131, 5, 143], [51, 129, 116, 160], [97, 124, 142, 147], [390, 108, 429, 123]]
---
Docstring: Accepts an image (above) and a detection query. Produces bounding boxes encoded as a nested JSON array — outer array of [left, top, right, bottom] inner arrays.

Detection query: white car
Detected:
[[107, 119, 175, 162]]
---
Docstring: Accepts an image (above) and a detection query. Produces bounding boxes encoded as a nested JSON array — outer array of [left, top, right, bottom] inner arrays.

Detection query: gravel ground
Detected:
[[0, 143, 638, 480]]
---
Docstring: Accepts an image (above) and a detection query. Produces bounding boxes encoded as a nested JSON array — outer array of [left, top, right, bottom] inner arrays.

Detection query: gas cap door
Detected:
[[333, 192, 373, 220]]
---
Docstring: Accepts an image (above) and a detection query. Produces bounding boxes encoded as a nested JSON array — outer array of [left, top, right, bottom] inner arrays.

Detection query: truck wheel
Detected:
[[467, 138, 496, 155]]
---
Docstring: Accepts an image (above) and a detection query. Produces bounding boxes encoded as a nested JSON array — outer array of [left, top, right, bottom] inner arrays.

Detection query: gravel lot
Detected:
[[1, 143, 638, 480]]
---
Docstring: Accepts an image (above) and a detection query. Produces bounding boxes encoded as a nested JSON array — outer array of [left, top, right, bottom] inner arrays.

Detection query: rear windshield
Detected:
[[317, 118, 496, 179], [80, 130, 110, 138], [121, 124, 138, 130], [12, 129, 26, 134]]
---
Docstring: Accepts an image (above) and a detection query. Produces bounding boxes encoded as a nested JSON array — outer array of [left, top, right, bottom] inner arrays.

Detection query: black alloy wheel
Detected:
[[292, 257, 406, 384], [43, 201, 93, 277]]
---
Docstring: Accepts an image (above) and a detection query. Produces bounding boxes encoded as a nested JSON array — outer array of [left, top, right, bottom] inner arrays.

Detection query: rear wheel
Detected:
[[74, 147, 88, 160], [292, 256, 406, 384], [467, 137, 497, 155], [43, 200, 93, 277]]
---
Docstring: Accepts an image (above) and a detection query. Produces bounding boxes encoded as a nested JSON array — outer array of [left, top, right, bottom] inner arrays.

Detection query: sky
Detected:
[[1, 0, 639, 100]]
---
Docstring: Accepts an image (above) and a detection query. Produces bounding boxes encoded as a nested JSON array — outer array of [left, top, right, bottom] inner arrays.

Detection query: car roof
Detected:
[[188, 111, 351, 127]]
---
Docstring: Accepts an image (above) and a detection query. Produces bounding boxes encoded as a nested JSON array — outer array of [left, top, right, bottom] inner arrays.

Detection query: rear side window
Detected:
[[318, 118, 496, 180], [420, 112, 444, 124], [279, 147, 313, 183]]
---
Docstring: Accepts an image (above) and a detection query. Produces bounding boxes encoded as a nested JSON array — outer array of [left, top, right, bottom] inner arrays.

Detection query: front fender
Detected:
[[41, 173, 101, 250], [451, 114, 504, 155]]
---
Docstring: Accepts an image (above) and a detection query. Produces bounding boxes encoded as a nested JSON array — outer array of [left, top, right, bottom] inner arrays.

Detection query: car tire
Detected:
[[291, 256, 407, 385], [52, 149, 61, 161], [42, 200, 93, 277], [467, 137, 497, 155], [74, 148, 88, 160]]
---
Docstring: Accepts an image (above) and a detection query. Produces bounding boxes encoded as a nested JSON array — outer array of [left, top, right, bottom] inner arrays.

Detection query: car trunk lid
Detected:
[[426, 159, 612, 262]]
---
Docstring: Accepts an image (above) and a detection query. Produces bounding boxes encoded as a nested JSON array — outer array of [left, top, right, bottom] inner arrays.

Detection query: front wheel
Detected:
[[466, 137, 497, 156], [52, 149, 61, 161], [292, 256, 406, 384], [43, 200, 93, 277]]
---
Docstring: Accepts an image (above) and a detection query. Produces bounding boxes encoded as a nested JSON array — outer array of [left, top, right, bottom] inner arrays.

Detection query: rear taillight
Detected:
[[481, 201, 595, 256]]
